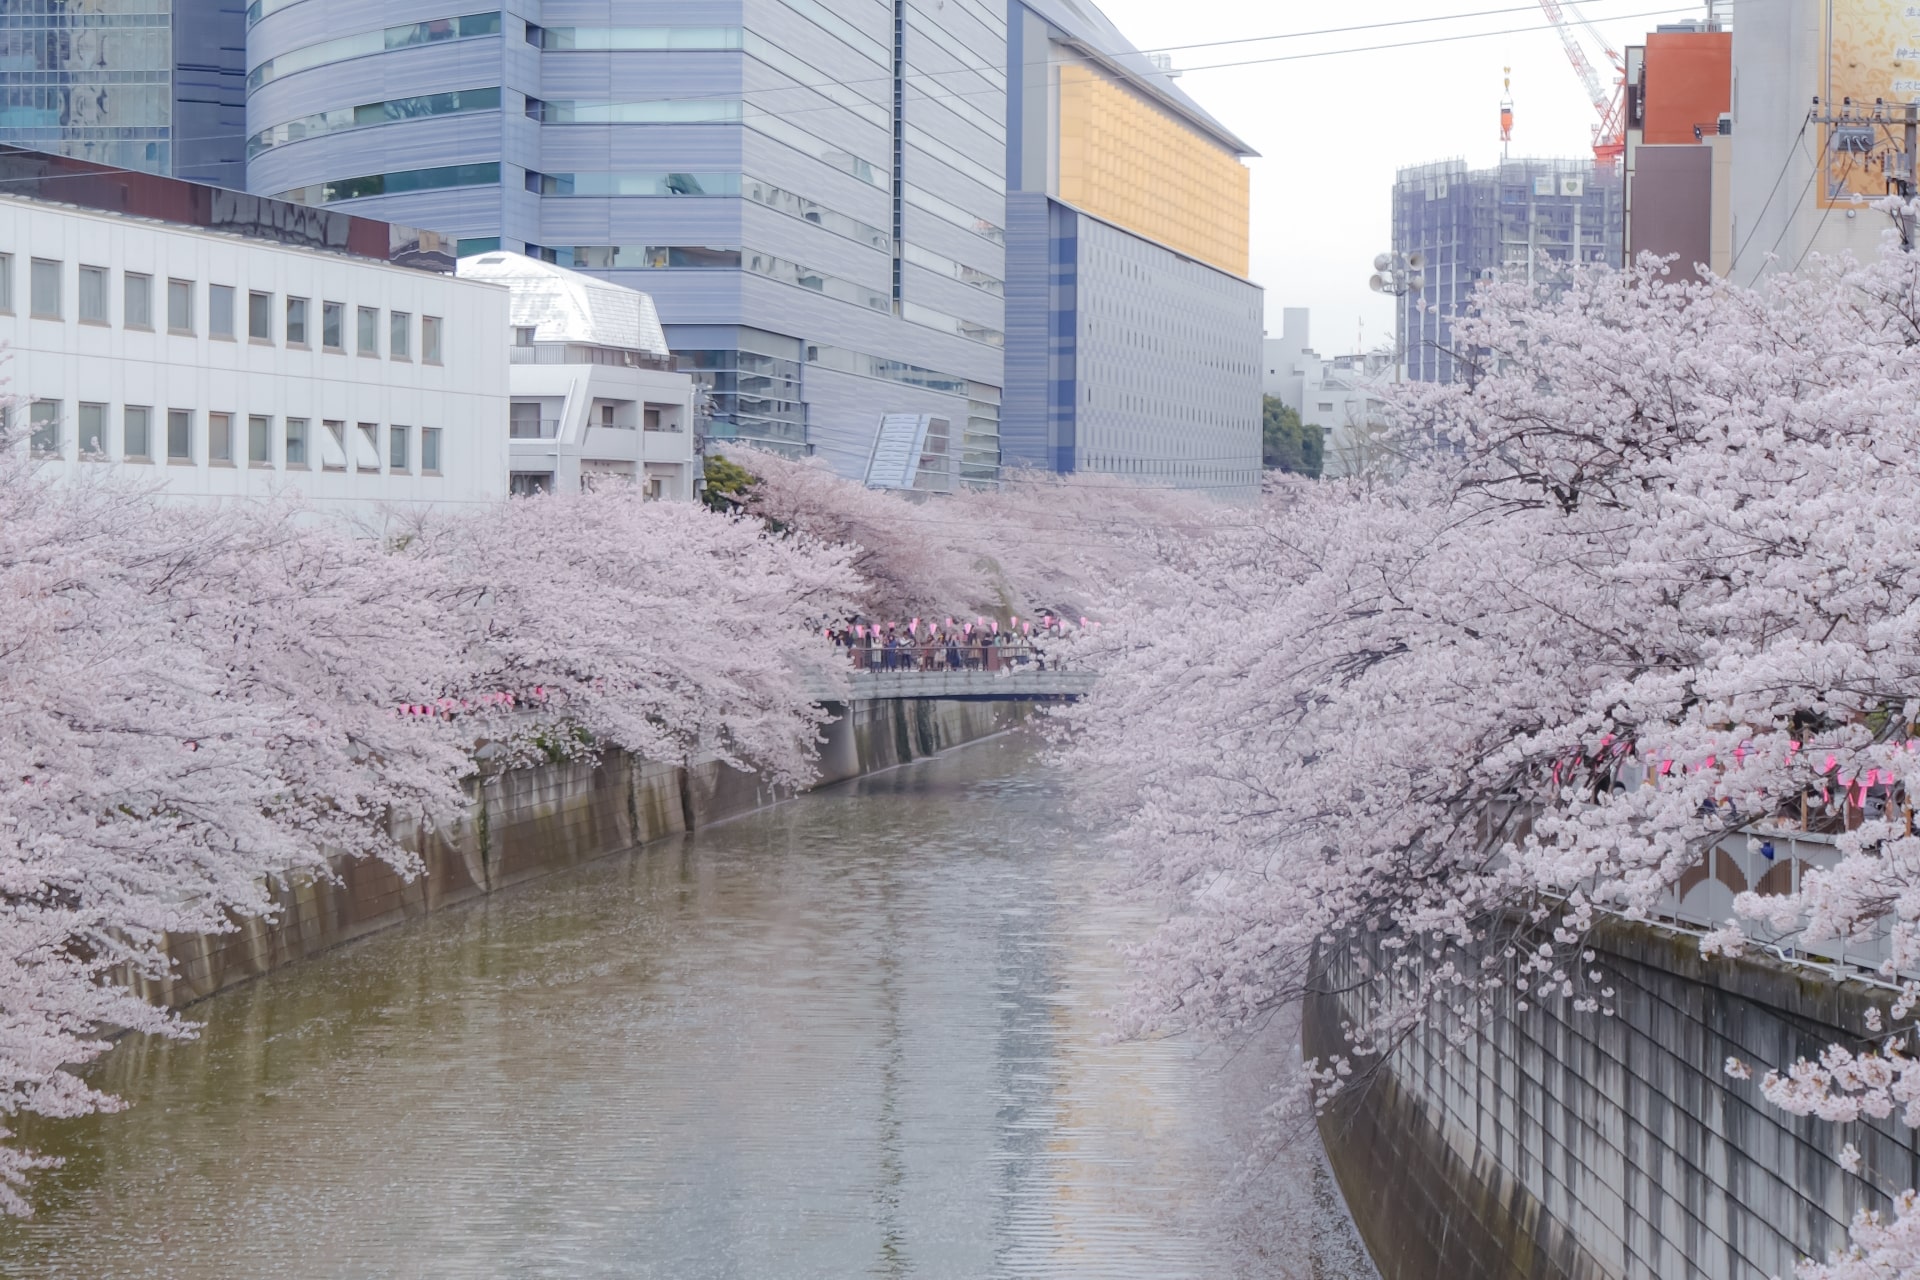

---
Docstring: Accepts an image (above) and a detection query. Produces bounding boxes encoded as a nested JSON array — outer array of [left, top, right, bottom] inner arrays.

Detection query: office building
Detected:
[[0, 146, 509, 513], [242, 0, 1008, 481], [1393, 157, 1624, 383], [1004, 0, 1262, 499], [458, 252, 698, 501], [0, 0, 247, 187]]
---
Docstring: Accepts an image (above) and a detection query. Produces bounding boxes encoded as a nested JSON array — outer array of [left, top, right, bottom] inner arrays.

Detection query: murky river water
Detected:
[[0, 734, 1374, 1279]]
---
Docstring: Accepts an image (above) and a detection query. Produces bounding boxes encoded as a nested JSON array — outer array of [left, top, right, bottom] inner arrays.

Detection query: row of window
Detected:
[[25, 399, 444, 474], [2, 255, 445, 359]]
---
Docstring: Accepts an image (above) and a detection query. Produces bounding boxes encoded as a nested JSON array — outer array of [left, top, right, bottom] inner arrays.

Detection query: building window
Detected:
[[510, 472, 553, 497], [30, 259, 60, 318], [26, 399, 60, 457], [321, 419, 347, 470], [209, 412, 234, 464], [422, 315, 442, 363], [168, 279, 194, 333], [248, 414, 272, 466], [514, 325, 535, 348], [124, 406, 152, 460], [599, 403, 615, 428], [210, 285, 235, 339], [390, 310, 410, 359], [167, 409, 193, 462], [509, 402, 542, 438], [322, 300, 344, 350], [249, 291, 273, 342], [357, 306, 379, 356], [285, 417, 308, 468], [355, 422, 380, 470], [0, 253, 12, 312], [286, 297, 308, 346], [125, 273, 152, 329], [644, 406, 661, 431], [421, 426, 441, 473], [78, 266, 108, 324], [77, 402, 105, 456], [389, 424, 409, 472]]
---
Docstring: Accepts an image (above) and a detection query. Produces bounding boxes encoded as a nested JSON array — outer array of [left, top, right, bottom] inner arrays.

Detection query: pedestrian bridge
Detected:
[[827, 668, 1096, 702]]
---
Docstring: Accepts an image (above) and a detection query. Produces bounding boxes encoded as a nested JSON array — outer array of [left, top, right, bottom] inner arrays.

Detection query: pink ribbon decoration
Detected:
[[991, 620, 999, 634], [1660, 760, 1674, 776], [1823, 754, 1838, 774], [1021, 621, 1031, 635], [1080, 616, 1089, 627]]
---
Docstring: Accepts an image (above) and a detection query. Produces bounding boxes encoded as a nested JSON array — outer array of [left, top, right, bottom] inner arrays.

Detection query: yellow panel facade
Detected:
[[1056, 62, 1250, 277]]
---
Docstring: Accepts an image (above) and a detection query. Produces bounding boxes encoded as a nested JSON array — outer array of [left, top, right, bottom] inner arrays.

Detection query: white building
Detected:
[[457, 254, 699, 502], [0, 191, 510, 514], [1305, 350, 1395, 478], [1262, 307, 1314, 411]]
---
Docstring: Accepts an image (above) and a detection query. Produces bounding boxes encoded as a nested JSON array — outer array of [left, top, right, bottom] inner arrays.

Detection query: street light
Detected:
[[1369, 251, 1423, 383]]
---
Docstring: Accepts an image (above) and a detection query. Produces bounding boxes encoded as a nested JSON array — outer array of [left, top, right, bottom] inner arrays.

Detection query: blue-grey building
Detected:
[[1004, 0, 1263, 499], [242, 0, 1008, 479], [1393, 157, 1624, 383], [0, 0, 248, 186]]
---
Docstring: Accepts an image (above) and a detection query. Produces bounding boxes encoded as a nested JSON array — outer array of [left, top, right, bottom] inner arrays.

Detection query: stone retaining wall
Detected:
[[134, 698, 1028, 1009], [1307, 921, 1920, 1280]]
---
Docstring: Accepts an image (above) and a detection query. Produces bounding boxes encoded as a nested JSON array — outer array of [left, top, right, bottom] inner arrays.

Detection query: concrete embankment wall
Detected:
[[1306, 922, 1920, 1280], [135, 698, 1027, 1009]]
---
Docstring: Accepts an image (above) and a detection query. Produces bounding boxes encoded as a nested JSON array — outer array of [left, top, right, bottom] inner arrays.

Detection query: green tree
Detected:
[[701, 453, 758, 512], [1261, 396, 1323, 478]]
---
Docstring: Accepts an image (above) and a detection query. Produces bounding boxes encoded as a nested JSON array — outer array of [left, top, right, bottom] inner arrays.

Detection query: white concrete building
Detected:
[[1305, 350, 1394, 479], [1262, 307, 1314, 412], [457, 254, 699, 502], [0, 191, 511, 514]]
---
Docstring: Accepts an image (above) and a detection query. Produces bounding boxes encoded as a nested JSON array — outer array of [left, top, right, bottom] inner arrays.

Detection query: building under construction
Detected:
[[1392, 158, 1624, 382]]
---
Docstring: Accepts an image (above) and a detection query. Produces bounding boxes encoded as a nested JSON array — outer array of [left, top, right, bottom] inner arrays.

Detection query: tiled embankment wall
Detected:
[[1306, 922, 1920, 1280], [134, 698, 1027, 1009]]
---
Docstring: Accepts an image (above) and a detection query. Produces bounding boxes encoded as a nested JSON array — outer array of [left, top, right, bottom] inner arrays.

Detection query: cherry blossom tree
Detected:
[[1, 452, 859, 1212], [0, 457, 474, 1213], [1057, 238, 1920, 1276], [394, 485, 862, 787], [717, 444, 1228, 621]]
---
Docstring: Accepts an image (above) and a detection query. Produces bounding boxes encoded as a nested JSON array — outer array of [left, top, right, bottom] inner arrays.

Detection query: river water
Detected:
[[0, 733, 1375, 1279]]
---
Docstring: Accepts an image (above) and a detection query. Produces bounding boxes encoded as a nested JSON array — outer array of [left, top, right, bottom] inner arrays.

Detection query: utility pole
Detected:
[[1808, 96, 1920, 250]]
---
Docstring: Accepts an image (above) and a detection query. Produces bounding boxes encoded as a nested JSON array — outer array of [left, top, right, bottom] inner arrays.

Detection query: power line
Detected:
[[74, 0, 1708, 154]]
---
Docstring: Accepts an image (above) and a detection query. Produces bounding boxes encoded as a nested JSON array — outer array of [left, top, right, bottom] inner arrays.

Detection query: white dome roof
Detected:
[[456, 252, 671, 357]]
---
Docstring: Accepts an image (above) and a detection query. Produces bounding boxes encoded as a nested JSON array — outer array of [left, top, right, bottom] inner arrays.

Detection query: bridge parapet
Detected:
[[822, 669, 1096, 702]]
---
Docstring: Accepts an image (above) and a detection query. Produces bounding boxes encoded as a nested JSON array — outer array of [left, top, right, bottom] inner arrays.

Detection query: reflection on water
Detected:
[[0, 734, 1375, 1279]]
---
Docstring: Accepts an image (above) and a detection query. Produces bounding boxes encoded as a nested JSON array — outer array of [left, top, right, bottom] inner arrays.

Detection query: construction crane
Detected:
[[1535, 0, 1626, 163]]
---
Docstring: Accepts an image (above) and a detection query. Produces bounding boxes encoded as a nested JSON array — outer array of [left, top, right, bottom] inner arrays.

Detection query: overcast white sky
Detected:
[[1085, 0, 1722, 355]]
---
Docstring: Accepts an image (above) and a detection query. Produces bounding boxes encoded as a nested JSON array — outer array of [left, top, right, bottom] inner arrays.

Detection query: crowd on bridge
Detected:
[[822, 614, 1096, 673]]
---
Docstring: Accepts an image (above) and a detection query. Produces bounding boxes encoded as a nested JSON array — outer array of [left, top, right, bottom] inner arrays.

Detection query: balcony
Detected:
[[509, 418, 561, 439]]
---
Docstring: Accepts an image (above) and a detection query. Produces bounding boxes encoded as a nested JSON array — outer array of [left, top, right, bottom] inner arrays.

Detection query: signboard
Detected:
[[1821, 0, 1920, 205]]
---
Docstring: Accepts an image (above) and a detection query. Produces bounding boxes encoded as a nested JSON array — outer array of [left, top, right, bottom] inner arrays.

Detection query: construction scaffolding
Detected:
[[1392, 157, 1625, 383]]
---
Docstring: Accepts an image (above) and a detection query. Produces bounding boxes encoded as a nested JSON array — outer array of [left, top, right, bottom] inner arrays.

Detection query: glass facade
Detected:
[[678, 335, 806, 453], [249, 87, 500, 158], [0, 0, 244, 184], [248, 12, 500, 89]]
